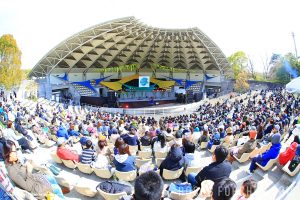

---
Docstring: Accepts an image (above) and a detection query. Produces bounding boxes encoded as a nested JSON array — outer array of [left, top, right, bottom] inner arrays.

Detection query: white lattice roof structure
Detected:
[[29, 16, 231, 78]]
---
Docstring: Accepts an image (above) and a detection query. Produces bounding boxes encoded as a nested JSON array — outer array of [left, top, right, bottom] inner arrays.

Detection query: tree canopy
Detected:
[[0, 34, 25, 90], [234, 70, 250, 93], [270, 53, 300, 83], [228, 51, 248, 79]]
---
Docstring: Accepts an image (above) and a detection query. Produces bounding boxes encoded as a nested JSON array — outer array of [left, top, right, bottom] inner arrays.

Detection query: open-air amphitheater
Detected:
[[4, 90, 297, 200], [2, 17, 299, 200]]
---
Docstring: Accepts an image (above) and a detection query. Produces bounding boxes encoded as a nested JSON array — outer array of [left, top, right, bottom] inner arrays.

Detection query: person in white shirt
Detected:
[[153, 133, 169, 153], [184, 141, 202, 167]]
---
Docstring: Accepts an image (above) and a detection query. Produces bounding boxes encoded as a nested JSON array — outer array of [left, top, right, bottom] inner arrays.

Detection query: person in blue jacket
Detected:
[[121, 127, 140, 146], [159, 144, 185, 176], [56, 124, 69, 140], [113, 143, 136, 172], [68, 123, 80, 137], [249, 133, 281, 173]]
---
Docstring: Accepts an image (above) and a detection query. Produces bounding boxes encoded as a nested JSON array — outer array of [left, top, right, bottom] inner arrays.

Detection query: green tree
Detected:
[[0, 34, 25, 90], [284, 53, 300, 74], [270, 53, 299, 83], [228, 51, 248, 79], [234, 70, 250, 93], [275, 66, 290, 83]]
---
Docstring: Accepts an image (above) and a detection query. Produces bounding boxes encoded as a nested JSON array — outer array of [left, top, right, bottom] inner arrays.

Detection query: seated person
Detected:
[[199, 130, 209, 143], [80, 140, 96, 164], [159, 144, 185, 176], [278, 142, 298, 166], [56, 137, 79, 163], [249, 133, 281, 173], [3, 140, 65, 199], [168, 131, 183, 147], [113, 144, 136, 172], [96, 135, 112, 157], [68, 123, 80, 137], [207, 131, 221, 149], [121, 127, 140, 146], [2, 121, 33, 151], [236, 179, 257, 200], [212, 178, 236, 200], [188, 146, 232, 187], [184, 141, 201, 167], [121, 171, 164, 200], [153, 133, 169, 153], [0, 166, 36, 200], [56, 124, 69, 140], [288, 145, 300, 172], [230, 130, 257, 160], [223, 127, 234, 145], [114, 137, 125, 155], [140, 131, 152, 147]]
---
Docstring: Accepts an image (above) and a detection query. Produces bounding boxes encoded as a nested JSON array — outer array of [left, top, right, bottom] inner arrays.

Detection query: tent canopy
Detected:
[[286, 77, 300, 93]]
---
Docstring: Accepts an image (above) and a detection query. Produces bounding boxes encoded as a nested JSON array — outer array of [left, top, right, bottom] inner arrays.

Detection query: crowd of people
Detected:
[[0, 88, 299, 200]]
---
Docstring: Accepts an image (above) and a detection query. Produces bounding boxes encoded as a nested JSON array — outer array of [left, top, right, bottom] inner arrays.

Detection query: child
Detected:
[[81, 140, 96, 164], [237, 179, 257, 200]]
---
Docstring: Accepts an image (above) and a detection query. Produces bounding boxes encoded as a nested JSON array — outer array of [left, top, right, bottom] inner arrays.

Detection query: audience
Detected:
[[236, 179, 257, 200], [212, 178, 236, 200], [278, 142, 298, 166], [159, 144, 185, 176], [188, 146, 232, 187], [249, 133, 281, 173], [0, 88, 299, 199], [113, 144, 136, 172], [3, 140, 65, 199], [80, 140, 96, 164], [56, 137, 80, 163], [127, 171, 164, 200], [184, 141, 201, 167]]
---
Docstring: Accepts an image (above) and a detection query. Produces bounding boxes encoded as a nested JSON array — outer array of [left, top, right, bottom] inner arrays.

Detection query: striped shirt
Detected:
[[81, 148, 96, 164], [0, 168, 14, 194]]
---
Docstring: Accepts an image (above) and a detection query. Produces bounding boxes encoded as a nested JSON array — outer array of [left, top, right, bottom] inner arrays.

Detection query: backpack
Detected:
[[97, 181, 132, 194], [288, 158, 299, 172], [169, 182, 193, 193]]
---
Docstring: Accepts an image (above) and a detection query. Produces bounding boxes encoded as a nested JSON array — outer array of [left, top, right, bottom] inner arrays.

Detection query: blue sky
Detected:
[[1, 0, 299, 72]]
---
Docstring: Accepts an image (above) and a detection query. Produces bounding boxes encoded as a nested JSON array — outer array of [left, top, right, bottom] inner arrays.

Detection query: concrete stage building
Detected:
[[29, 17, 232, 108]]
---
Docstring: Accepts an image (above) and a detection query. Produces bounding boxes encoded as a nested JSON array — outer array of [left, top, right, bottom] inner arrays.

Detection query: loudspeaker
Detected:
[[99, 88, 104, 97]]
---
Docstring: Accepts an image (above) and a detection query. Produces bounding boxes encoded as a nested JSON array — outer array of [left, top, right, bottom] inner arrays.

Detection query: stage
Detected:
[[117, 96, 177, 108]]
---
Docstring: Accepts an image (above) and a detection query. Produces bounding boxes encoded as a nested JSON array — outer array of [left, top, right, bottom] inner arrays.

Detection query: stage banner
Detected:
[[185, 80, 202, 89], [205, 74, 215, 80], [139, 76, 150, 87]]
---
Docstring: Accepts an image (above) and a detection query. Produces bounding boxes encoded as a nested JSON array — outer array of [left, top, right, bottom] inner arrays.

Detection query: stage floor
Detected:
[[118, 97, 176, 102]]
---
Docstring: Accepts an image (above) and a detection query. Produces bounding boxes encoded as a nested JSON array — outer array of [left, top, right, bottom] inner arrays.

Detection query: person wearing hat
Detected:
[[96, 135, 112, 157], [248, 133, 281, 173], [56, 137, 79, 163], [223, 127, 234, 145], [229, 130, 257, 162]]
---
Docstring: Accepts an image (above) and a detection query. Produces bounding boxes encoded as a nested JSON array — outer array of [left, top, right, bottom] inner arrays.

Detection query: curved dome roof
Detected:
[[29, 16, 230, 78]]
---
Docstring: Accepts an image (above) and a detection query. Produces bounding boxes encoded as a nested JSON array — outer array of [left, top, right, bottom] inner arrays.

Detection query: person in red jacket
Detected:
[[278, 142, 298, 166], [56, 137, 80, 162]]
